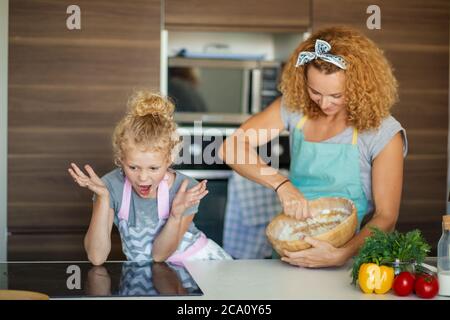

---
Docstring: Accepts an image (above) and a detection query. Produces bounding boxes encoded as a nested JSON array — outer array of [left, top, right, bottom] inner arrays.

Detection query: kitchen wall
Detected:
[[0, 0, 8, 262]]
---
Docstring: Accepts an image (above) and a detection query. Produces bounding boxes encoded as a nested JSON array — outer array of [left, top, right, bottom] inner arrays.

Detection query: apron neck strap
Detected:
[[296, 115, 308, 130], [157, 174, 170, 220], [351, 128, 358, 145], [118, 177, 132, 221]]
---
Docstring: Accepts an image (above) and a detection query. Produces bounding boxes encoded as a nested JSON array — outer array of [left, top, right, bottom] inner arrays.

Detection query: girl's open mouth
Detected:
[[138, 185, 151, 196]]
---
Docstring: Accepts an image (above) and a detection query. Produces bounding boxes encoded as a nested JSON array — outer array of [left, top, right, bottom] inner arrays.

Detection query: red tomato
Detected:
[[393, 272, 415, 296], [414, 274, 439, 299]]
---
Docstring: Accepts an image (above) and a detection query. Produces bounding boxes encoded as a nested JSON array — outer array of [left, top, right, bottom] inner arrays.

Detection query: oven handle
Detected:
[[177, 170, 233, 180]]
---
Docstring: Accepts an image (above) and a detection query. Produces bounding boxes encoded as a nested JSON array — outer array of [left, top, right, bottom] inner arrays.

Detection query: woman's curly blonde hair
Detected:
[[112, 90, 181, 166], [279, 26, 398, 131]]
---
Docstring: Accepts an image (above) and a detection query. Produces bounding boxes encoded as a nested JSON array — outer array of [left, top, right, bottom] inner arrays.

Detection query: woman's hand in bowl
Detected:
[[276, 181, 311, 220]]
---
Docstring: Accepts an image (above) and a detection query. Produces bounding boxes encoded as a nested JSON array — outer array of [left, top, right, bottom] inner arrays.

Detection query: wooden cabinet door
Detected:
[[165, 0, 310, 32], [312, 0, 449, 252], [8, 0, 161, 260]]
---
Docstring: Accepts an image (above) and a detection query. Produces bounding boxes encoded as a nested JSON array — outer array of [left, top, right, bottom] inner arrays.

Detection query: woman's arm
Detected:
[[339, 132, 404, 261], [219, 97, 288, 190], [282, 132, 404, 267], [219, 98, 311, 219]]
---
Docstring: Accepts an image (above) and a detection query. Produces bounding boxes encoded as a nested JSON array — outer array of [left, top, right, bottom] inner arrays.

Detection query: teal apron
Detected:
[[289, 115, 368, 229], [272, 116, 367, 258]]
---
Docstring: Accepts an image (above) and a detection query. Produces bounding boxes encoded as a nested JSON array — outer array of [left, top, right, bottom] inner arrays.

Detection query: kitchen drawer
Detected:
[[165, 0, 310, 32]]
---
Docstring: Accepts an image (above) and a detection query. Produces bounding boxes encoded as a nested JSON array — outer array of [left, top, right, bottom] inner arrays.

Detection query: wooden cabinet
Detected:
[[8, 0, 160, 260], [312, 0, 449, 253], [165, 0, 310, 32]]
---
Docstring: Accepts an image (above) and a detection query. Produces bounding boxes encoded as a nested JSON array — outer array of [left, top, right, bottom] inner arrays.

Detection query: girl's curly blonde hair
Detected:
[[279, 26, 398, 131], [112, 90, 181, 166]]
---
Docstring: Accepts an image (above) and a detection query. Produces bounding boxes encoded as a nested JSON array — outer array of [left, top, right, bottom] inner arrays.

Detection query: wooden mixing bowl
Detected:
[[266, 197, 357, 257]]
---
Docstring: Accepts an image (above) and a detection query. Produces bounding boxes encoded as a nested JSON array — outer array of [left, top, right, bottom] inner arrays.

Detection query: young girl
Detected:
[[69, 90, 232, 265]]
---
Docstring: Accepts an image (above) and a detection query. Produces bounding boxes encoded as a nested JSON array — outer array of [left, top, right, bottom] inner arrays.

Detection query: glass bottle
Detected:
[[391, 258, 416, 276], [437, 215, 450, 296]]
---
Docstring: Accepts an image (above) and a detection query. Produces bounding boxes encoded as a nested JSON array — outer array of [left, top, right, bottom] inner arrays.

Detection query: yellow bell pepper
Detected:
[[358, 263, 394, 294]]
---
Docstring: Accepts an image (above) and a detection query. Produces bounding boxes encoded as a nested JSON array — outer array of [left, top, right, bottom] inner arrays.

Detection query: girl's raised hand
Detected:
[[171, 179, 208, 219], [68, 163, 109, 198]]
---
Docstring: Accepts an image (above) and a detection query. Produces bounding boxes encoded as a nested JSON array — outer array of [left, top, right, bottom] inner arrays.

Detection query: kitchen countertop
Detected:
[[1, 259, 448, 300], [180, 259, 449, 300]]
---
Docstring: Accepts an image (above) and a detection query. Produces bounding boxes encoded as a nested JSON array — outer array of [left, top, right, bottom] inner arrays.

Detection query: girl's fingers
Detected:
[[68, 169, 88, 186], [188, 184, 201, 192], [68, 168, 79, 181], [189, 190, 209, 202], [70, 163, 88, 179], [178, 179, 189, 193], [199, 190, 208, 198], [84, 165, 103, 183], [188, 199, 201, 206], [68, 168, 92, 188], [181, 190, 208, 207], [188, 184, 207, 196], [188, 180, 207, 193], [84, 164, 97, 177], [199, 181, 207, 193], [79, 179, 90, 188]]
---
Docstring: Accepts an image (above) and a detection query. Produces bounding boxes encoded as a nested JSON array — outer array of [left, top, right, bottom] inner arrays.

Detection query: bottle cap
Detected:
[[443, 215, 450, 230]]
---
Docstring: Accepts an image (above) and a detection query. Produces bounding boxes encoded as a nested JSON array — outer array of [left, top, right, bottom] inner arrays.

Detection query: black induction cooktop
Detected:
[[0, 261, 203, 298]]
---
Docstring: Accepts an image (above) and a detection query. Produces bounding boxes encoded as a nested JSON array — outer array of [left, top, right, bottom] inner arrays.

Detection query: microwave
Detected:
[[167, 57, 282, 124]]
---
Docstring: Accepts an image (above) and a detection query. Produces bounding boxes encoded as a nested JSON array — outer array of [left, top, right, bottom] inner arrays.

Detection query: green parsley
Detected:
[[351, 227, 431, 284]]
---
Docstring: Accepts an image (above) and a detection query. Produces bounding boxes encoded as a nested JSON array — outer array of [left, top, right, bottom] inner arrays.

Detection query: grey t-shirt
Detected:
[[95, 168, 200, 234], [280, 101, 408, 215]]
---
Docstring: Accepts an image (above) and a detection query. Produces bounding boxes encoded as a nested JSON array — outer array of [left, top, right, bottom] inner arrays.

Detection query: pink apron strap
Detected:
[[158, 174, 170, 220], [118, 177, 133, 221], [167, 233, 208, 263]]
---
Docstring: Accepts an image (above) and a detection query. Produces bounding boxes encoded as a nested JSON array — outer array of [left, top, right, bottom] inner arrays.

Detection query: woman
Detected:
[[219, 26, 407, 268]]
